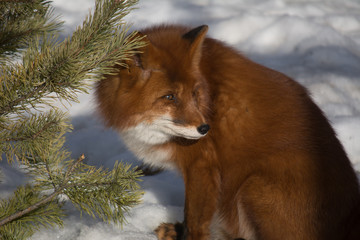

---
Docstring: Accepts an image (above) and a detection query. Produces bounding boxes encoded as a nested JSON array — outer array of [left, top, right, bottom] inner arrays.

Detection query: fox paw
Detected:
[[155, 222, 183, 240]]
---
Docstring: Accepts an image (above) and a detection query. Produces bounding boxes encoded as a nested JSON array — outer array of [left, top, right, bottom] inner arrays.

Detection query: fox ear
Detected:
[[182, 25, 209, 44], [130, 32, 159, 71], [129, 32, 147, 69], [182, 25, 208, 65], [128, 32, 154, 81]]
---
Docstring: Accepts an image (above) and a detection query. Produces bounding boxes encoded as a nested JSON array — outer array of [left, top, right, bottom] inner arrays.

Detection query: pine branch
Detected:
[[0, 0, 144, 117], [0, 0, 63, 62], [0, 155, 142, 230], [0, 83, 47, 117], [64, 161, 143, 224], [3, 115, 57, 142], [0, 110, 70, 163], [0, 0, 145, 238], [0, 154, 83, 228], [0, 184, 65, 240], [0, 187, 62, 228]]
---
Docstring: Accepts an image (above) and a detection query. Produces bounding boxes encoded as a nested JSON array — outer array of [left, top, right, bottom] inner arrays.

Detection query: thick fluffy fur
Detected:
[[96, 25, 360, 240]]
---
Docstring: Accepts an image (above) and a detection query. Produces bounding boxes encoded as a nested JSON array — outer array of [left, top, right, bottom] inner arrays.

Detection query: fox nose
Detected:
[[197, 124, 210, 135]]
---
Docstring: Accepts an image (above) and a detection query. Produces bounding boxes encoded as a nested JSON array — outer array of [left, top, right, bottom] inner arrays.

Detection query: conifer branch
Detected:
[[0, 188, 61, 227], [0, 0, 144, 238], [0, 0, 145, 117], [3, 117, 57, 142], [0, 84, 47, 117], [0, 0, 62, 61], [0, 184, 65, 240], [0, 154, 140, 228], [0, 154, 85, 227]]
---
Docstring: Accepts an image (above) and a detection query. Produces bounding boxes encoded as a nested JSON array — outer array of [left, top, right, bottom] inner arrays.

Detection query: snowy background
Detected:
[[1, 0, 360, 239]]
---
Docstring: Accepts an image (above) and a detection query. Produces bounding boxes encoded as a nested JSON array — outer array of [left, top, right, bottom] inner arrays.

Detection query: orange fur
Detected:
[[96, 25, 360, 240]]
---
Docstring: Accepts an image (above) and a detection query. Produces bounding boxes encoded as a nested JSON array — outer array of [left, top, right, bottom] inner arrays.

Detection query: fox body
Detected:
[[96, 25, 360, 240]]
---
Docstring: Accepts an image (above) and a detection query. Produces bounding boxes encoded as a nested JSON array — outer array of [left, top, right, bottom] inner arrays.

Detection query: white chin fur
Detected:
[[119, 117, 205, 169], [120, 123, 173, 169], [121, 122, 171, 145]]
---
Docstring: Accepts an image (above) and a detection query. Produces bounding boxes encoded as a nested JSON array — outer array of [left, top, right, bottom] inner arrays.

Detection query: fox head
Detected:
[[96, 25, 212, 146]]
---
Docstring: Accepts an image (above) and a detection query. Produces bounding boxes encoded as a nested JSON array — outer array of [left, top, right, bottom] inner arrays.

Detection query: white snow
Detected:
[[1, 0, 360, 239]]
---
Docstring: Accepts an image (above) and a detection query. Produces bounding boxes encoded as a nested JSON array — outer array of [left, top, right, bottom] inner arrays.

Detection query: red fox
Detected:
[[95, 25, 360, 240]]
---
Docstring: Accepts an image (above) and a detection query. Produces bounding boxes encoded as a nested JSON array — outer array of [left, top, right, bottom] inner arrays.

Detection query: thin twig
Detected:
[[63, 154, 85, 182], [45, 159, 57, 191]]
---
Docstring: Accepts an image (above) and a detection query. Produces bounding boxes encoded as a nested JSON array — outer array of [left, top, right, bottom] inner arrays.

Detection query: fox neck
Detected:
[[120, 126, 176, 169]]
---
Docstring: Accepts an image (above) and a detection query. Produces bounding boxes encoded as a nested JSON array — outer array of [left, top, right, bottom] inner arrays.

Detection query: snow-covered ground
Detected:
[[1, 0, 360, 239]]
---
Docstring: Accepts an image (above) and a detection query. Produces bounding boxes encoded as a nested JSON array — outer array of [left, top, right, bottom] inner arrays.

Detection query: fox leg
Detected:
[[154, 164, 219, 240], [181, 163, 221, 240]]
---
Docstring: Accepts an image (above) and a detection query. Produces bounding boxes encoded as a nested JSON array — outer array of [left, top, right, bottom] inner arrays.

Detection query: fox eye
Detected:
[[163, 94, 175, 101]]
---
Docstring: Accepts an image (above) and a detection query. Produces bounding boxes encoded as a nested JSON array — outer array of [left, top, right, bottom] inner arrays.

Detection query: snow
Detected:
[[0, 0, 359, 239]]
